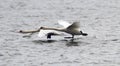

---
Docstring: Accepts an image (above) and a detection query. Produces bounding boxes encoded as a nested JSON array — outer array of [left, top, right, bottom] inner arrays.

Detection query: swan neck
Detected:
[[42, 27, 62, 31]]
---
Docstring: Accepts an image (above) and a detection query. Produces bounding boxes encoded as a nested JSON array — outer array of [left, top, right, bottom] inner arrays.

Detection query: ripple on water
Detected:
[[111, 39, 119, 41], [32, 39, 57, 44], [0, 53, 4, 56], [32, 38, 90, 47]]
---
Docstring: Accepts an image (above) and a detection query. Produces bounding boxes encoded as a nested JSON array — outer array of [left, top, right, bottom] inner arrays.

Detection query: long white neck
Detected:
[[41, 27, 65, 32]]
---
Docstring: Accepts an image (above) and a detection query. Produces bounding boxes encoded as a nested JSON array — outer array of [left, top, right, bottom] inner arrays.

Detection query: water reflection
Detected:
[[65, 39, 79, 46], [32, 40, 57, 44], [32, 38, 89, 47]]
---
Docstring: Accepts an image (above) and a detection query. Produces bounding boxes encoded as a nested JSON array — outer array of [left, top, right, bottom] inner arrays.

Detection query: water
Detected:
[[0, 0, 120, 66]]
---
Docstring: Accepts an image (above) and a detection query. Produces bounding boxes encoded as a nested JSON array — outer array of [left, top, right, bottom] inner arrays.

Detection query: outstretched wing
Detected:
[[58, 20, 71, 28], [38, 29, 63, 38], [67, 22, 80, 30]]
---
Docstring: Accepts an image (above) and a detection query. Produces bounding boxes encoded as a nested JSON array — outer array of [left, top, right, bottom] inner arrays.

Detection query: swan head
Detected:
[[40, 26, 45, 29]]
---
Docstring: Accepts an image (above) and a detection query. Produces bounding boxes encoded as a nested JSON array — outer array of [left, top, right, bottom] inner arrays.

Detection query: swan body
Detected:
[[38, 20, 88, 39]]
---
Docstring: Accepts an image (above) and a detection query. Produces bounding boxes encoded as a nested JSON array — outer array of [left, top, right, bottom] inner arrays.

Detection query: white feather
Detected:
[[38, 29, 63, 38], [58, 20, 71, 28], [67, 22, 80, 31]]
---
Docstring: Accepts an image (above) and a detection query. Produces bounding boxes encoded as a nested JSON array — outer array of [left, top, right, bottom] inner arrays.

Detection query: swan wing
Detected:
[[38, 30, 50, 37], [58, 20, 71, 28], [38, 29, 63, 38], [67, 22, 80, 30]]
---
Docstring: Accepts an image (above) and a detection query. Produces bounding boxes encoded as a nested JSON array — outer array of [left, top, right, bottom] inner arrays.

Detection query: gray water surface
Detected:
[[0, 0, 120, 66]]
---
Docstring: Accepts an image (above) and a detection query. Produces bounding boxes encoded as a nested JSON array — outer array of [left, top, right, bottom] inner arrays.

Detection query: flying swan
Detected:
[[38, 20, 88, 39], [19, 20, 88, 39]]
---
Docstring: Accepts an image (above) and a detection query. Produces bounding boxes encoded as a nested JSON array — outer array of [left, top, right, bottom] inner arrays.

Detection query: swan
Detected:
[[38, 20, 88, 38]]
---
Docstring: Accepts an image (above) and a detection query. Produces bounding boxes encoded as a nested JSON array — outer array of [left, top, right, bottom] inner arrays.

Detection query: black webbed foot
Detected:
[[80, 31, 88, 36]]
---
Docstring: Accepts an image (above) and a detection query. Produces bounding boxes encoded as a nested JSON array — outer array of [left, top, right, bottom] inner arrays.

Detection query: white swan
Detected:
[[38, 20, 88, 39]]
